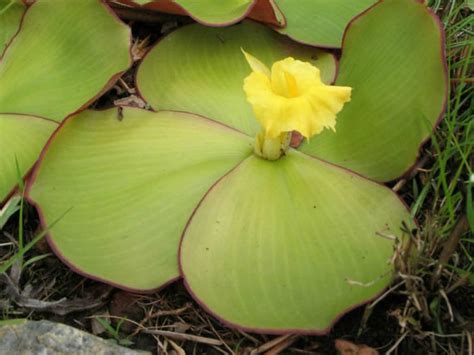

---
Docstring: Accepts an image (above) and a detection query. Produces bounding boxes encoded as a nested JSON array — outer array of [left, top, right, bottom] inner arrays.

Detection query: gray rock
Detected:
[[0, 320, 150, 355]]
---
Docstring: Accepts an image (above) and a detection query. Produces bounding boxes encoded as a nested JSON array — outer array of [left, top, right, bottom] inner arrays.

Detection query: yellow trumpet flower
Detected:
[[242, 50, 352, 160]]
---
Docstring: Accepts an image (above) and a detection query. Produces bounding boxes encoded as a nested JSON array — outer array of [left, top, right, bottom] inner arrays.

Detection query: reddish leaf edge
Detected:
[[112, 0, 285, 27], [72, 0, 136, 117], [394, 1, 448, 183], [24, 106, 253, 294], [178, 149, 415, 335], [0, 0, 27, 59]]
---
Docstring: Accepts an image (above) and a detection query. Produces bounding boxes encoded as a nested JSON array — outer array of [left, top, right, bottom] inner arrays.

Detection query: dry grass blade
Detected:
[[385, 331, 408, 355], [143, 329, 223, 346], [265, 335, 299, 355], [250, 334, 295, 354], [168, 338, 186, 355]]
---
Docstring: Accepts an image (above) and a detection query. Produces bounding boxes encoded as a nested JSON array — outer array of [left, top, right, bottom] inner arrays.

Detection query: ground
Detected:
[[0, 1, 472, 354]]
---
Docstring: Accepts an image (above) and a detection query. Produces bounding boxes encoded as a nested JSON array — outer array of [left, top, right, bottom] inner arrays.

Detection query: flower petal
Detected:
[[271, 57, 322, 97], [243, 55, 351, 139], [242, 48, 271, 77]]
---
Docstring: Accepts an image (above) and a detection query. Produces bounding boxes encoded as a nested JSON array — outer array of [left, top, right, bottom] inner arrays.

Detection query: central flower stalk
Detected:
[[241, 50, 352, 161], [254, 131, 291, 160]]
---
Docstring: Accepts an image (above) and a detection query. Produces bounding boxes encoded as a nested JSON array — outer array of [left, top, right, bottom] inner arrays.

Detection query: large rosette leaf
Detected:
[[180, 152, 413, 332], [27, 108, 252, 291], [300, 0, 447, 181], [0, 0, 132, 121], [0, 0, 131, 203], [137, 21, 336, 136]]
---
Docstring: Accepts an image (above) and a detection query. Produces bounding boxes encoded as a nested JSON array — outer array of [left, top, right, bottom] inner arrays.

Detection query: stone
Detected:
[[0, 320, 150, 355]]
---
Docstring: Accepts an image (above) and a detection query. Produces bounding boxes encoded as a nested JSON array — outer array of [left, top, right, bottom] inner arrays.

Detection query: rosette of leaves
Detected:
[[109, 0, 377, 47], [26, 0, 447, 333], [0, 0, 132, 203]]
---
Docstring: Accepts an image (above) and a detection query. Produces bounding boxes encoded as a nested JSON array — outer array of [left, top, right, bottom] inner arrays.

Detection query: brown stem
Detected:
[[431, 214, 469, 287]]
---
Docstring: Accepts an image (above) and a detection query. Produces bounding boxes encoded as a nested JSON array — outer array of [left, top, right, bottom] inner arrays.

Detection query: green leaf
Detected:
[[137, 21, 336, 137], [22, 253, 52, 268], [28, 107, 252, 291], [0, 0, 131, 121], [467, 179, 474, 233], [173, 0, 255, 25], [275, 0, 376, 48], [0, 195, 20, 229], [0, 205, 69, 274], [0, 0, 25, 55], [0, 114, 57, 203], [300, 0, 447, 182], [181, 151, 413, 332]]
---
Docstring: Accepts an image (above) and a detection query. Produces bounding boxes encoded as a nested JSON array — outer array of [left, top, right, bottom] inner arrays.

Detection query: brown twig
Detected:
[[142, 329, 223, 346], [432, 214, 469, 287], [265, 335, 299, 355], [251, 334, 294, 354], [131, 303, 191, 337], [392, 154, 431, 192]]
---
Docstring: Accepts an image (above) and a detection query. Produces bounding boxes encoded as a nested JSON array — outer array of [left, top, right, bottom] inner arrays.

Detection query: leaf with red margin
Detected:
[[27, 107, 253, 291], [0, 0, 25, 56], [0, 0, 132, 121], [300, 0, 448, 182], [111, 0, 284, 26], [180, 151, 414, 333]]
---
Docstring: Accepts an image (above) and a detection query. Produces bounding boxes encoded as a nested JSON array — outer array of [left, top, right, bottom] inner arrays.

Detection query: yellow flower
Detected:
[[242, 50, 352, 140]]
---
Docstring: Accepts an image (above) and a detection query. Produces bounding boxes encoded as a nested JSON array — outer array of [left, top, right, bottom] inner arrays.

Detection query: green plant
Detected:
[[94, 316, 134, 346], [0, 195, 20, 230], [1, 0, 449, 335]]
